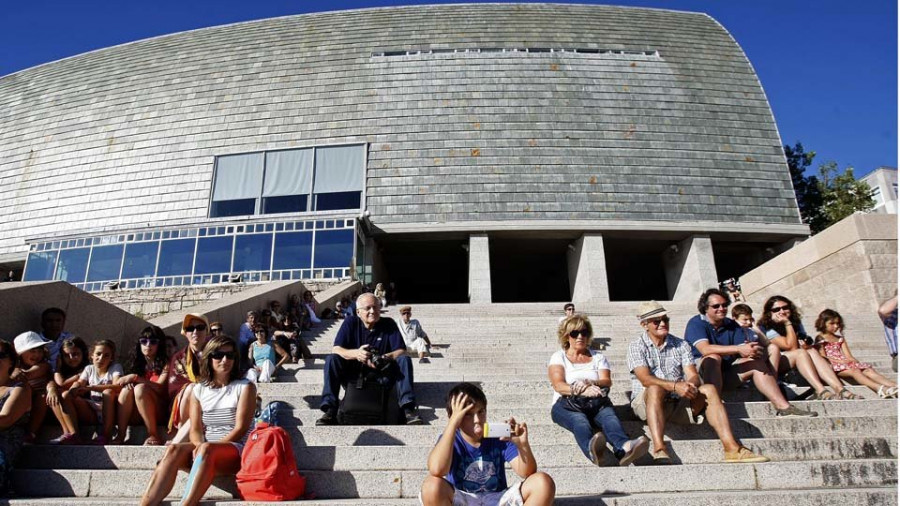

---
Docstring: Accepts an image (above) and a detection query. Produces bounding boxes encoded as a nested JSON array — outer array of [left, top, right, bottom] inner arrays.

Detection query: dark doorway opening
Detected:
[[489, 239, 570, 302], [377, 238, 468, 303], [713, 241, 777, 283], [604, 238, 669, 301]]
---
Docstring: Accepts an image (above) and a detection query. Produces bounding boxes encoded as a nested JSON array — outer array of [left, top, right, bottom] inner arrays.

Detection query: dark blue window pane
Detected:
[[158, 239, 196, 276], [122, 242, 159, 279], [273, 232, 313, 270], [55, 248, 90, 283], [24, 251, 58, 281], [314, 229, 354, 269], [263, 195, 308, 214], [314, 191, 361, 211], [233, 233, 272, 272], [87, 245, 124, 282], [210, 199, 256, 217], [195, 236, 233, 274]]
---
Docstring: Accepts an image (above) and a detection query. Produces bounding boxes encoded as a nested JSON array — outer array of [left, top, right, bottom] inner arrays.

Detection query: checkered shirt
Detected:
[[627, 331, 695, 402]]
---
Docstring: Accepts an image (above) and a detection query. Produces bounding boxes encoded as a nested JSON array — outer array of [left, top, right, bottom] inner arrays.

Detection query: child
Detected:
[[50, 340, 123, 445], [115, 326, 170, 445], [815, 309, 898, 398], [46, 338, 90, 439], [730, 304, 782, 376], [421, 382, 555, 506], [12, 332, 52, 443], [246, 325, 289, 383]]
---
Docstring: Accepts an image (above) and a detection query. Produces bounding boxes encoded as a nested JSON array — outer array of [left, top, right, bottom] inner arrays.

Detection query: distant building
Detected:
[[861, 167, 898, 215]]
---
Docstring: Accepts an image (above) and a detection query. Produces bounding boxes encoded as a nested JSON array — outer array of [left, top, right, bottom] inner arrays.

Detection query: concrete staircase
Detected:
[[12, 302, 899, 504]]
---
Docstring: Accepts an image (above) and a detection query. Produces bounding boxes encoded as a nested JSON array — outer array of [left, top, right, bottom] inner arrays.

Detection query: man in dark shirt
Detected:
[[683, 288, 815, 418], [317, 292, 421, 425]]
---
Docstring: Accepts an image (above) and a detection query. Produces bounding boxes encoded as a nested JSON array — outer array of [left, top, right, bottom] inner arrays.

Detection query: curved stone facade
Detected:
[[0, 3, 804, 268]]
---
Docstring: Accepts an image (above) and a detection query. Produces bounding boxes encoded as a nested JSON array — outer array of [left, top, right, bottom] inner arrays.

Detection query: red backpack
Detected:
[[236, 423, 306, 501]]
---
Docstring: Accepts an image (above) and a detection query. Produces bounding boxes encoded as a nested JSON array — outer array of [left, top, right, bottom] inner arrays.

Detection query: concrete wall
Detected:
[[741, 214, 897, 319], [568, 233, 610, 304], [0, 281, 148, 353], [0, 4, 805, 265], [663, 235, 719, 301]]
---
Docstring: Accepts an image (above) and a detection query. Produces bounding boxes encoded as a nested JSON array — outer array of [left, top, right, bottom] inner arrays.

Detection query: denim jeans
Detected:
[[321, 354, 416, 412], [550, 396, 630, 460]]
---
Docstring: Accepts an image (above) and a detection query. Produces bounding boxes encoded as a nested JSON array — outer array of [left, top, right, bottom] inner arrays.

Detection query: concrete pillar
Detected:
[[468, 233, 492, 303], [663, 235, 719, 301], [567, 233, 610, 304]]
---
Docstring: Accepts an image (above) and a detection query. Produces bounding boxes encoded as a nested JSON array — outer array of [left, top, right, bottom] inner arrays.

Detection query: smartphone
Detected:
[[483, 422, 511, 438]]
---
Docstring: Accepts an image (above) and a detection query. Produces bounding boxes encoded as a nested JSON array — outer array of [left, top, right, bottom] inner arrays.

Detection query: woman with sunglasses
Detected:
[[0, 340, 31, 497], [114, 326, 169, 445], [548, 314, 649, 466], [166, 313, 211, 443], [758, 296, 859, 400], [141, 336, 255, 506]]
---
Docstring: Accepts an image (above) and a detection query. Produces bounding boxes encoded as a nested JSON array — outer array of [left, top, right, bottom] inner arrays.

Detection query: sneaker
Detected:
[[419, 357, 430, 364], [775, 404, 818, 418], [404, 407, 423, 425], [651, 449, 672, 465], [49, 433, 79, 445], [724, 446, 770, 463], [617, 436, 649, 466], [588, 432, 606, 466], [316, 409, 338, 426]]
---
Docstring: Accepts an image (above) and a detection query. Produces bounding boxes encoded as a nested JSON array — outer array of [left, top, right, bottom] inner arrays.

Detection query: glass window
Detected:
[[86, 244, 124, 282], [23, 251, 58, 281], [273, 232, 313, 270], [122, 241, 159, 279], [195, 236, 233, 275], [872, 186, 884, 206], [233, 233, 273, 272], [158, 239, 196, 277], [315, 191, 362, 211], [210, 199, 256, 218], [55, 248, 90, 283], [263, 195, 308, 214], [314, 229, 354, 269]]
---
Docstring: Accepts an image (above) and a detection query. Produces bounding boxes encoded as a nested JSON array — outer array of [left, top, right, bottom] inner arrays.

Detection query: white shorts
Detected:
[[407, 338, 431, 354], [419, 482, 523, 506]]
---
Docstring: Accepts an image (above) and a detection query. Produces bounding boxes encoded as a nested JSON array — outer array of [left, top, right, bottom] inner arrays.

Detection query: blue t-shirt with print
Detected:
[[441, 430, 519, 493]]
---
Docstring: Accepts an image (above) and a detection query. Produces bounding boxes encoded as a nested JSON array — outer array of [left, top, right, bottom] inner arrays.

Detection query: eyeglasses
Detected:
[[708, 303, 728, 310], [139, 338, 159, 346], [208, 351, 235, 361], [771, 305, 790, 313], [647, 316, 669, 326], [568, 329, 591, 339], [184, 324, 207, 333], [400, 312, 411, 316]]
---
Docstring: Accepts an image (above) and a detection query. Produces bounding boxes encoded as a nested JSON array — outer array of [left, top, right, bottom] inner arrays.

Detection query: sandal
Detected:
[[143, 436, 163, 446], [838, 389, 862, 400], [815, 390, 834, 401]]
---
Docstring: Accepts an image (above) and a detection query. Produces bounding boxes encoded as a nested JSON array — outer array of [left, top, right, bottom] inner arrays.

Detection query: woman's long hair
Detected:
[[128, 326, 169, 377], [58, 337, 90, 378], [758, 295, 802, 332], [199, 336, 241, 386]]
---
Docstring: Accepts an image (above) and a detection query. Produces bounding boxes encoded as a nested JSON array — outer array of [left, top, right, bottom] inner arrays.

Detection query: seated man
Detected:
[[628, 301, 768, 464], [684, 289, 816, 418], [317, 293, 422, 426], [397, 305, 432, 363], [558, 303, 575, 325]]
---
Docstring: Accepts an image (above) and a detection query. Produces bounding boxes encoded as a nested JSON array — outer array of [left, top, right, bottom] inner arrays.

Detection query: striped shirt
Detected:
[[193, 379, 250, 444], [627, 332, 694, 402]]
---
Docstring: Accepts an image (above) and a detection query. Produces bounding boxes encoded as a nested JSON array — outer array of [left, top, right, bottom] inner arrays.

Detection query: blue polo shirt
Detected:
[[333, 315, 405, 355], [684, 314, 746, 363]]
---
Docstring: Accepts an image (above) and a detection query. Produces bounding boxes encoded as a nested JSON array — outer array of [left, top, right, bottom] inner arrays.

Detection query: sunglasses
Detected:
[[771, 305, 790, 313], [139, 338, 159, 346], [568, 329, 590, 339], [184, 324, 207, 333], [708, 303, 728, 310], [208, 351, 235, 361], [210, 328, 222, 333], [647, 316, 670, 326]]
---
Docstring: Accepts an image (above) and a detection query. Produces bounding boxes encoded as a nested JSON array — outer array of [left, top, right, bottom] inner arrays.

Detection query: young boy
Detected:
[[421, 382, 555, 506], [731, 304, 782, 379]]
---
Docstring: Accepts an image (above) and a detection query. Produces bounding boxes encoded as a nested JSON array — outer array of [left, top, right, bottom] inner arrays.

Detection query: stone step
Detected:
[[19, 436, 896, 471], [11, 459, 897, 499]]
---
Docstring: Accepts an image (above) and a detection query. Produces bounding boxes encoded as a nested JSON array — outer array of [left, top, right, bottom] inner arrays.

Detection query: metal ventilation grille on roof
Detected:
[[372, 48, 659, 57]]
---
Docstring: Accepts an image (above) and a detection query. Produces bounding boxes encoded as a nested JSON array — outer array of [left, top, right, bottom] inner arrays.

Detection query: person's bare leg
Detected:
[[520, 471, 556, 506], [735, 358, 790, 410], [420, 475, 454, 506], [27, 391, 48, 437], [699, 355, 724, 391], [643, 386, 668, 453], [767, 344, 782, 375], [134, 384, 163, 443], [807, 349, 847, 393], [181, 442, 242, 506], [839, 369, 882, 392], [696, 385, 740, 452], [101, 390, 117, 440], [140, 443, 193, 506], [861, 368, 897, 388], [788, 349, 827, 393], [114, 387, 135, 443], [171, 384, 194, 443]]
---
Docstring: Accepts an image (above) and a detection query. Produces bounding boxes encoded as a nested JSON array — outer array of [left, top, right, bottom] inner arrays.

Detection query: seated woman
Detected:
[[815, 309, 898, 398], [140, 336, 256, 506], [115, 326, 169, 445], [0, 340, 32, 497], [302, 291, 321, 325], [167, 313, 211, 443], [548, 314, 648, 466], [758, 296, 859, 400], [45, 338, 89, 441], [246, 324, 289, 383]]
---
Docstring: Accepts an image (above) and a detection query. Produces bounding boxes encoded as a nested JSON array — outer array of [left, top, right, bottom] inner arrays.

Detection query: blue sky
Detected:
[[2, 0, 896, 177]]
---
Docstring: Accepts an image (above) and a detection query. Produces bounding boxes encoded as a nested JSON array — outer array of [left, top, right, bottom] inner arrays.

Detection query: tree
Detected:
[[784, 142, 827, 233], [817, 161, 875, 227]]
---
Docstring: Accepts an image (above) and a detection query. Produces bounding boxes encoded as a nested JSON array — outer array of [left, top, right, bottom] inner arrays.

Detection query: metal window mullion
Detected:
[[152, 240, 162, 285], [268, 229, 277, 280], [190, 232, 200, 285], [84, 243, 95, 284], [309, 147, 317, 212], [360, 143, 368, 212], [230, 230, 238, 276], [257, 152, 266, 216], [116, 240, 128, 283]]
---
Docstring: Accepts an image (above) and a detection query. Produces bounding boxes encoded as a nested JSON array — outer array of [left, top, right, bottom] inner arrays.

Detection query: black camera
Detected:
[[369, 352, 392, 372]]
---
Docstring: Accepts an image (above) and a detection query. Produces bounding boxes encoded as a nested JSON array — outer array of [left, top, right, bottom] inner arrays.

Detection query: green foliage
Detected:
[[817, 161, 876, 227], [784, 142, 827, 233]]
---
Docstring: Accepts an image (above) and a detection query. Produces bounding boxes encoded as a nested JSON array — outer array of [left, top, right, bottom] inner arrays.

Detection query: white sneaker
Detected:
[[618, 436, 649, 466]]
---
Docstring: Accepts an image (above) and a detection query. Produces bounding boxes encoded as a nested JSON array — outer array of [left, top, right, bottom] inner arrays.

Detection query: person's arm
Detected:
[[0, 384, 31, 430], [273, 344, 289, 369], [220, 382, 257, 444], [15, 362, 51, 382], [189, 390, 204, 446], [333, 344, 371, 362], [426, 392, 472, 477], [507, 418, 537, 478], [879, 297, 898, 320], [693, 340, 760, 360], [633, 366, 696, 399], [548, 364, 577, 396], [841, 339, 861, 364], [416, 322, 431, 345]]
